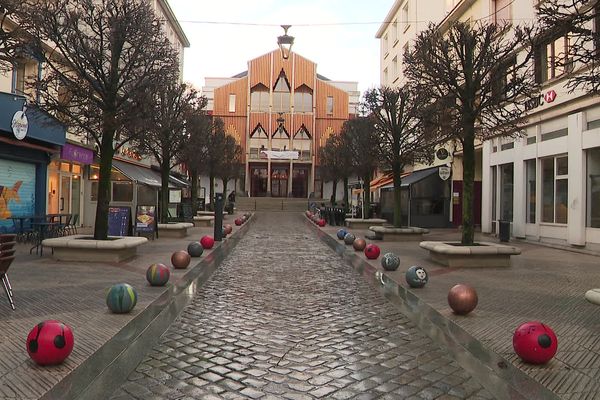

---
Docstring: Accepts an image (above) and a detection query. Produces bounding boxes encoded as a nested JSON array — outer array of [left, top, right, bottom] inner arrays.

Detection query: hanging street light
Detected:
[[277, 25, 294, 60]]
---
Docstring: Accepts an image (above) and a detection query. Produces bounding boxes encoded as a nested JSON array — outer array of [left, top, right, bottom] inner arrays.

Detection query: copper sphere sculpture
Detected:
[[353, 238, 366, 251], [171, 250, 191, 269], [447, 284, 478, 315], [224, 224, 233, 235]]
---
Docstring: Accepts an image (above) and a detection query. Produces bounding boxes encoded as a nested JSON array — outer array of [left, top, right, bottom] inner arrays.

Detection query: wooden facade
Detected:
[[210, 49, 353, 198]]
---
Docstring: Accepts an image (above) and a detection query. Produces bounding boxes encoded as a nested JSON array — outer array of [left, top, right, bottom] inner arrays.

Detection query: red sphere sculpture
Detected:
[[224, 224, 233, 235], [513, 321, 558, 364], [317, 219, 326, 227], [200, 235, 215, 249], [26, 320, 74, 366], [447, 284, 478, 315], [364, 244, 381, 259], [235, 218, 243, 226], [353, 238, 366, 251], [171, 250, 191, 269]]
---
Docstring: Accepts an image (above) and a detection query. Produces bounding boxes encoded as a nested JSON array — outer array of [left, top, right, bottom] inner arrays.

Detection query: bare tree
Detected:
[[404, 21, 537, 245], [363, 86, 437, 227], [18, 0, 179, 239], [134, 82, 206, 223], [0, 1, 24, 73], [341, 117, 380, 219], [199, 118, 227, 209], [215, 135, 243, 202], [319, 133, 352, 207], [538, 0, 600, 93]]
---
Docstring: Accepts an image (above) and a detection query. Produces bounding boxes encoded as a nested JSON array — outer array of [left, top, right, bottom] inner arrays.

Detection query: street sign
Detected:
[[439, 166, 451, 181]]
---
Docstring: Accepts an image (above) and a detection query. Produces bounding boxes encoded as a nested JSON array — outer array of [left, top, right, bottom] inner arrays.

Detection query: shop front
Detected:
[[0, 93, 66, 233]]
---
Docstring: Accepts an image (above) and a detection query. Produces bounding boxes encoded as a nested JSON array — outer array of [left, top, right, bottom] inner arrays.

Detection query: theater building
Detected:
[[203, 50, 358, 198]]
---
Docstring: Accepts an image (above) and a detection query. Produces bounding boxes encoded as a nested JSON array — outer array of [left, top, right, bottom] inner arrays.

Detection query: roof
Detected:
[[113, 160, 162, 188], [379, 167, 440, 190]]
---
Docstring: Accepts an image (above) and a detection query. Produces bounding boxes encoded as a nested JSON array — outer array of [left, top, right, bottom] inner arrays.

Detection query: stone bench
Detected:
[[367, 226, 429, 241], [193, 216, 214, 227], [345, 218, 387, 229], [42, 235, 148, 262], [420, 241, 521, 268], [157, 222, 194, 238], [197, 211, 227, 218]]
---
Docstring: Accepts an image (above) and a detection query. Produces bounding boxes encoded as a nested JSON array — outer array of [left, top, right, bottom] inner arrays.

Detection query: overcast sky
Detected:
[[168, 0, 394, 94]]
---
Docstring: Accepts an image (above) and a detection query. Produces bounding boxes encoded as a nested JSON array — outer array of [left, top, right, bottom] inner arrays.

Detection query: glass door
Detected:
[[71, 175, 81, 220], [60, 175, 71, 213]]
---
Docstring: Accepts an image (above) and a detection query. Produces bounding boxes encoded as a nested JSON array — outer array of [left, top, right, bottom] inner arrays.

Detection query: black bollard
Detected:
[[214, 193, 224, 241]]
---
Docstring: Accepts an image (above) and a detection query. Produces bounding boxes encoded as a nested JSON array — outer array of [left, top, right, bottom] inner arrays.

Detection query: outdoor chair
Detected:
[[0, 255, 15, 310], [66, 214, 79, 235]]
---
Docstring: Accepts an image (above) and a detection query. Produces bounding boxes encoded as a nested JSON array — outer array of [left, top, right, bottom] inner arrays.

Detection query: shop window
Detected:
[[542, 156, 568, 224], [535, 33, 572, 83], [91, 181, 98, 202], [294, 85, 313, 113], [500, 163, 514, 222], [587, 148, 600, 228], [250, 84, 269, 112], [112, 181, 133, 202], [526, 159, 536, 223], [273, 71, 291, 113]]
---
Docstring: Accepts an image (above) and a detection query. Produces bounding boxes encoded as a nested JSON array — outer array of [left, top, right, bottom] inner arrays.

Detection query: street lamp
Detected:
[[277, 25, 294, 60]]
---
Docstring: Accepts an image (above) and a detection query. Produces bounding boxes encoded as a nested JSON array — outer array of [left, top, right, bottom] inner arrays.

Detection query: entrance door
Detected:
[[71, 175, 81, 220], [292, 168, 308, 198], [60, 175, 71, 213], [251, 167, 268, 197], [271, 167, 288, 197]]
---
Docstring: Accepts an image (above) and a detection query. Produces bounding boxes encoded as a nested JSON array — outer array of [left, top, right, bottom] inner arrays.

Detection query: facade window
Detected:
[[273, 72, 291, 113], [249, 124, 268, 159], [250, 124, 268, 139], [401, 2, 410, 32], [526, 159, 536, 223], [326, 96, 334, 115], [228, 94, 236, 113], [500, 163, 514, 222], [493, 56, 516, 99], [112, 181, 133, 202], [383, 68, 389, 85], [493, 0, 511, 24], [294, 85, 313, 113], [535, 34, 572, 83], [392, 56, 398, 78], [392, 19, 398, 43], [587, 148, 600, 228], [542, 155, 568, 224], [446, 0, 460, 11], [250, 84, 269, 112], [383, 34, 389, 56], [272, 125, 289, 151], [294, 126, 311, 140], [13, 62, 26, 94]]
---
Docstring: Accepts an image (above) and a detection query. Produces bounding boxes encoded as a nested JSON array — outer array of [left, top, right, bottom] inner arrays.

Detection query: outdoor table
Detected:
[[30, 221, 57, 256], [9, 215, 43, 242]]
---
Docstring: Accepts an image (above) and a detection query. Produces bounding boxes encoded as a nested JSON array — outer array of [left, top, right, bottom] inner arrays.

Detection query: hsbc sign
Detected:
[[525, 90, 558, 111]]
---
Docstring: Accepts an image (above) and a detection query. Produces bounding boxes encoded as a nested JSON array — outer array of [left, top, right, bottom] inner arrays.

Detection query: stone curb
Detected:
[[306, 218, 559, 400], [40, 214, 255, 400]]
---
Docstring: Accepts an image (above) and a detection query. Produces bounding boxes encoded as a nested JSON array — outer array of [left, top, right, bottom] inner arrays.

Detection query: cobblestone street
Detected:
[[109, 213, 493, 400]]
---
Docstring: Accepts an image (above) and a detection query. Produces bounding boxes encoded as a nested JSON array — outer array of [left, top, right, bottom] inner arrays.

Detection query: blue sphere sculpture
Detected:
[[405, 265, 429, 288], [344, 233, 356, 245], [337, 229, 348, 240], [381, 252, 400, 271]]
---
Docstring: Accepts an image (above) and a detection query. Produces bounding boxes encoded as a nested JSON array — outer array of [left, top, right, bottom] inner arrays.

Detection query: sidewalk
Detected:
[[0, 214, 247, 400], [314, 221, 600, 400]]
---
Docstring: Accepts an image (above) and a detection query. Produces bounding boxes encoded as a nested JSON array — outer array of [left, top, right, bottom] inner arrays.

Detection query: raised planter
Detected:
[[345, 218, 387, 229], [420, 241, 521, 268], [367, 226, 429, 241], [193, 216, 214, 227], [157, 222, 194, 238], [42, 235, 148, 262], [197, 211, 227, 218]]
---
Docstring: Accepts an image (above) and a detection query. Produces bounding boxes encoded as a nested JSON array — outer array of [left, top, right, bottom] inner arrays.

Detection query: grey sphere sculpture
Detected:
[[344, 233, 356, 245], [405, 265, 428, 288], [381, 252, 400, 271], [187, 241, 204, 257]]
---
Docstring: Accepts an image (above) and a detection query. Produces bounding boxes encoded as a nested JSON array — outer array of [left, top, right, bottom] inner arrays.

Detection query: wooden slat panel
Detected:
[[219, 116, 247, 150], [314, 119, 344, 164], [293, 54, 316, 90], [249, 113, 270, 136], [315, 80, 349, 119], [272, 50, 293, 88], [249, 52, 271, 89], [213, 77, 248, 116]]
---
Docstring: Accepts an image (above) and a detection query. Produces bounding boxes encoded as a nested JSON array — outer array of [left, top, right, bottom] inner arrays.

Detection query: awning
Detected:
[[169, 174, 190, 188], [380, 167, 440, 190], [113, 160, 162, 188]]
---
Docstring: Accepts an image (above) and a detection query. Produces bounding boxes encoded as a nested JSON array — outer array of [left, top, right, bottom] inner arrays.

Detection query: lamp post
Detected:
[[277, 25, 294, 60]]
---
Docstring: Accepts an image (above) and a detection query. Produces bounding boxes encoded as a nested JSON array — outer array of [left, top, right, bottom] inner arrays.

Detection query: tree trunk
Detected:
[[222, 177, 228, 195], [363, 173, 371, 219], [160, 160, 170, 223], [209, 174, 215, 210], [392, 161, 403, 228], [343, 176, 349, 212], [93, 117, 116, 240], [331, 179, 338, 205], [190, 169, 199, 214], [462, 128, 476, 245]]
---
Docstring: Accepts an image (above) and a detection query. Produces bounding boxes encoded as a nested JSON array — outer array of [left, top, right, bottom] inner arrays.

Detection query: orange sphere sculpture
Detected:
[[171, 250, 191, 269], [224, 224, 233, 235], [447, 284, 478, 315], [353, 238, 366, 251]]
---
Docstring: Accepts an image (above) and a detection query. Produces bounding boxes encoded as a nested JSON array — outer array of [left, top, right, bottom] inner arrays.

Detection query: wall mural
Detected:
[[0, 159, 36, 233]]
